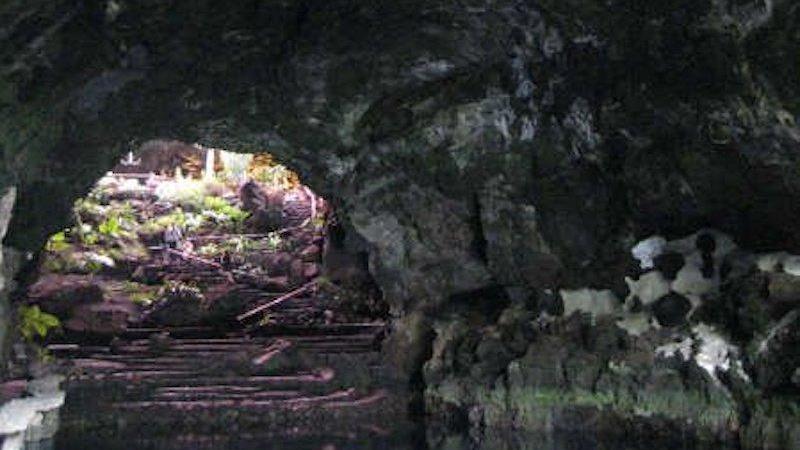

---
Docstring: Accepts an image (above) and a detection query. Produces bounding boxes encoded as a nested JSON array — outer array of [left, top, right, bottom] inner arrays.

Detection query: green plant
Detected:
[[130, 292, 156, 305], [141, 209, 204, 235], [98, 215, 122, 236], [202, 196, 250, 224], [45, 231, 70, 252], [265, 232, 282, 251], [198, 243, 222, 257], [155, 179, 208, 207], [251, 163, 299, 190], [225, 236, 256, 253], [18, 305, 61, 341], [122, 281, 157, 305], [81, 230, 100, 246]]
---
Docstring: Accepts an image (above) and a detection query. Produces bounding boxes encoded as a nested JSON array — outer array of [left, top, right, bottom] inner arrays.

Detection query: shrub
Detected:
[[141, 209, 205, 235], [98, 215, 122, 236], [202, 196, 249, 223], [18, 305, 61, 341], [155, 179, 207, 208]]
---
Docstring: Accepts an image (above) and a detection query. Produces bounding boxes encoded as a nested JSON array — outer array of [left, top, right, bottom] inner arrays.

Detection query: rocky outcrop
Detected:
[[26, 274, 133, 335], [424, 231, 800, 448], [0, 1, 799, 446]]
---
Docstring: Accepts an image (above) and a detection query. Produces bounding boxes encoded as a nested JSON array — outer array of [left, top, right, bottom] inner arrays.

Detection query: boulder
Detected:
[[144, 298, 207, 327], [239, 181, 284, 232], [245, 252, 293, 276], [26, 274, 105, 319]]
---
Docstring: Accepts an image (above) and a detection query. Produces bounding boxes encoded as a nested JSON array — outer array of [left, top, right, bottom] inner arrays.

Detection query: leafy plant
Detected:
[[141, 209, 204, 235], [265, 232, 283, 251], [121, 281, 157, 305], [18, 305, 61, 341], [130, 292, 156, 305], [225, 236, 256, 253], [98, 215, 122, 236], [198, 243, 222, 258], [155, 179, 208, 208], [45, 231, 70, 252], [202, 196, 250, 224]]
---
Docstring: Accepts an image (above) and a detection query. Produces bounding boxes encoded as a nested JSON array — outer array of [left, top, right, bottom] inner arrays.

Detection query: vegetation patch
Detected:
[[18, 305, 61, 342]]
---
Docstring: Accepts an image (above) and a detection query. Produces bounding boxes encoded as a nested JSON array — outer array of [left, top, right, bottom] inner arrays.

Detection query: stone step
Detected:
[[113, 388, 358, 411], [68, 367, 336, 386], [152, 390, 302, 401]]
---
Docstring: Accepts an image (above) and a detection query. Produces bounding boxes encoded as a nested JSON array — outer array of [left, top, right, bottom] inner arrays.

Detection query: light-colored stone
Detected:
[[631, 236, 666, 270], [693, 323, 749, 385], [672, 256, 716, 297], [656, 336, 694, 361], [756, 252, 790, 272], [782, 255, 800, 276], [0, 392, 64, 435], [560, 288, 621, 320], [624, 271, 670, 308], [616, 312, 654, 336]]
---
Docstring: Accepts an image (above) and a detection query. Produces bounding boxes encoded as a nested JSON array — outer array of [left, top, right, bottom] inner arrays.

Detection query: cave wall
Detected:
[[1, 0, 799, 436]]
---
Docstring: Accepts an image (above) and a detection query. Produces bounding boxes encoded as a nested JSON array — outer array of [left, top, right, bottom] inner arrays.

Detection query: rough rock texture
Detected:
[[424, 230, 800, 448], [0, 0, 799, 446], [0, 187, 20, 367], [25, 274, 134, 334]]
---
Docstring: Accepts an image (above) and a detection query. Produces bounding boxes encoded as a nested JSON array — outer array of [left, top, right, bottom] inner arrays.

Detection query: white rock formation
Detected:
[[624, 271, 671, 308], [631, 236, 667, 269], [560, 288, 621, 321]]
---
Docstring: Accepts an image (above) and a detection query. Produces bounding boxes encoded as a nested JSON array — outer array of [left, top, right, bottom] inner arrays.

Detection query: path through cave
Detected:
[[7, 141, 410, 447]]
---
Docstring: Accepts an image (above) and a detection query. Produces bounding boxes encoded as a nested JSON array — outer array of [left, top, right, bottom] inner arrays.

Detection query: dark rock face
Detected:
[[1, 0, 800, 446], [654, 252, 685, 281], [239, 180, 284, 232], [652, 293, 692, 327]]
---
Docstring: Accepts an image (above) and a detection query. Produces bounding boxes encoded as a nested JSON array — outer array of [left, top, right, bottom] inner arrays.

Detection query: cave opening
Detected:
[[5, 140, 405, 445]]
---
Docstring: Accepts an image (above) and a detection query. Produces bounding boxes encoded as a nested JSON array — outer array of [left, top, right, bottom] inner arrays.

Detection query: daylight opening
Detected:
[[9, 140, 397, 438]]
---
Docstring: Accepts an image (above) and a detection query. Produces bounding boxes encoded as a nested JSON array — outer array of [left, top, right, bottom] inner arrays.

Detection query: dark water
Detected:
[[45, 428, 702, 450]]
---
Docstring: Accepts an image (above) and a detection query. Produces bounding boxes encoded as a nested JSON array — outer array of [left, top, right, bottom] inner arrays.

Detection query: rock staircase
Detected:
[[49, 229, 399, 439], [49, 321, 401, 438]]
